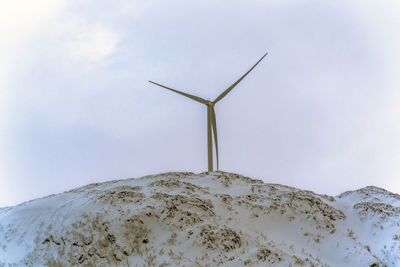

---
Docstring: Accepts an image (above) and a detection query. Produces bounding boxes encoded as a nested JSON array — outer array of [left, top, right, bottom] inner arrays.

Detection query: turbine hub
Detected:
[[206, 100, 214, 107]]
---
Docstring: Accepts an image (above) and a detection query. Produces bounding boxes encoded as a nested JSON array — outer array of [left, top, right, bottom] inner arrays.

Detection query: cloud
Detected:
[[0, 0, 69, 110], [67, 24, 120, 63]]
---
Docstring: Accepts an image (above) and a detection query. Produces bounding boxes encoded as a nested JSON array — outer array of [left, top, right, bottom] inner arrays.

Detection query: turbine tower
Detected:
[[149, 52, 267, 172]]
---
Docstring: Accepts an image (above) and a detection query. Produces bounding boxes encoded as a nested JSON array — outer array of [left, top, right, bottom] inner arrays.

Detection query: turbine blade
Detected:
[[149, 81, 207, 104], [211, 107, 219, 171], [207, 107, 213, 171], [213, 52, 268, 104]]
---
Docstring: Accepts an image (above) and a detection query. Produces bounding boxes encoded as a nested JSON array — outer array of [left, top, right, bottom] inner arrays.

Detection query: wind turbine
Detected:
[[149, 52, 268, 172]]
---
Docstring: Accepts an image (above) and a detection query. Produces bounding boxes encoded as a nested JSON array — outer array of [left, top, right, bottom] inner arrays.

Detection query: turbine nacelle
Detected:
[[206, 100, 215, 107], [149, 52, 268, 171]]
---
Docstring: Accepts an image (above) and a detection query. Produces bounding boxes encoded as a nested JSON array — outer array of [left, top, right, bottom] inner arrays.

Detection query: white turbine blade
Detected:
[[149, 81, 207, 104], [213, 52, 268, 104], [207, 107, 213, 171], [211, 107, 219, 170]]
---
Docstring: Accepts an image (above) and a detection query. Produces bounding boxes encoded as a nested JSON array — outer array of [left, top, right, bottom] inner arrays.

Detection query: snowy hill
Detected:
[[0, 172, 399, 266]]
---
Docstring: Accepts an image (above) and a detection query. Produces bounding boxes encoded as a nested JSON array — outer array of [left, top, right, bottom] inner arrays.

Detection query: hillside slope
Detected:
[[0, 172, 399, 266]]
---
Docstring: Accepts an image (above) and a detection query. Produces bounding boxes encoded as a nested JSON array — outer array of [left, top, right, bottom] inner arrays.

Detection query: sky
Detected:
[[1, 0, 400, 207]]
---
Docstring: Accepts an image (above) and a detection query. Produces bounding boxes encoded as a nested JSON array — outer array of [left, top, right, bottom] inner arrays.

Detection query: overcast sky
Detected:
[[1, 0, 400, 207]]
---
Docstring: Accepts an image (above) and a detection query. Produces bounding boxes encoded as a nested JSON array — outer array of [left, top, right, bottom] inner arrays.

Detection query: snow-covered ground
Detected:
[[0, 172, 399, 266]]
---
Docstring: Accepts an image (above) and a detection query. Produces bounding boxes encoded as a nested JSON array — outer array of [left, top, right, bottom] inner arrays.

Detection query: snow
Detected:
[[0, 172, 399, 266]]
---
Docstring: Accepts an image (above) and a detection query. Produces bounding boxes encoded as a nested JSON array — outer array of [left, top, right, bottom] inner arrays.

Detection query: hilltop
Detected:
[[0, 172, 398, 266]]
